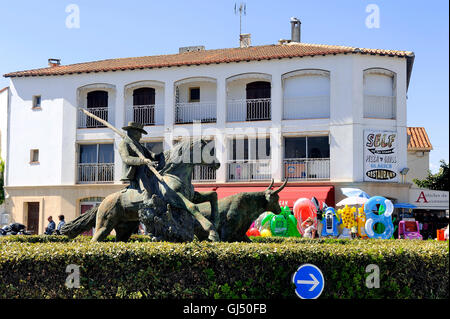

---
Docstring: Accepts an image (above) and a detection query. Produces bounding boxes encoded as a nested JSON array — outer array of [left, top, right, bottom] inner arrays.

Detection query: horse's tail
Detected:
[[60, 206, 98, 239]]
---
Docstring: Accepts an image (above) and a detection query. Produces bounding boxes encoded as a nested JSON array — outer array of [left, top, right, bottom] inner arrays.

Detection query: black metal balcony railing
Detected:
[[78, 107, 108, 128], [78, 163, 114, 183]]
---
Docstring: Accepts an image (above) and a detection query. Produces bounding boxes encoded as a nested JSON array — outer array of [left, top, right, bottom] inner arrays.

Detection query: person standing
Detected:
[[44, 216, 56, 235]]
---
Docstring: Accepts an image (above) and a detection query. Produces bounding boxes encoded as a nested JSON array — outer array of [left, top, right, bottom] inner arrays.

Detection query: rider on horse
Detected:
[[119, 121, 165, 204]]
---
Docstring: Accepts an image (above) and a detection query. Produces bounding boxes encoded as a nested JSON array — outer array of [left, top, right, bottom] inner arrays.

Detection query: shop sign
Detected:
[[409, 189, 449, 210], [364, 130, 398, 182]]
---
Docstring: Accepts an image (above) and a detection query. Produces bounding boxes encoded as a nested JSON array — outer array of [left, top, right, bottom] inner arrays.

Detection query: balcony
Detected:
[[364, 95, 396, 119], [227, 159, 271, 181], [128, 104, 164, 126], [283, 96, 330, 120], [78, 107, 108, 128], [175, 101, 217, 124], [227, 98, 271, 122], [192, 165, 216, 182], [77, 163, 114, 183], [284, 158, 330, 180]]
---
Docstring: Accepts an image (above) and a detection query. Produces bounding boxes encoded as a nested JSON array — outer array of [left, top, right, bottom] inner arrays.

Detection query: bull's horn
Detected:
[[273, 178, 288, 194], [265, 179, 275, 191]]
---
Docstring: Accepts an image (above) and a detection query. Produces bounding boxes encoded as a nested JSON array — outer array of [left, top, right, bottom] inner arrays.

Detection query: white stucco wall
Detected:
[[406, 151, 430, 186], [0, 87, 9, 162], [6, 51, 408, 186]]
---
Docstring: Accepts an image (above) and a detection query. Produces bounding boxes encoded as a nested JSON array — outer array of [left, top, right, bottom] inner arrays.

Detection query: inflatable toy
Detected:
[[260, 229, 272, 237], [253, 212, 272, 231], [364, 196, 394, 239], [293, 198, 317, 235], [356, 206, 368, 238], [281, 206, 301, 237], [270, 215, 288, 236], [339, 205, 357, 229], [398, 220, 422, 240], [257, 206, 301, 237], [320, 207, 340, 237], [246, 227, 261, 237]]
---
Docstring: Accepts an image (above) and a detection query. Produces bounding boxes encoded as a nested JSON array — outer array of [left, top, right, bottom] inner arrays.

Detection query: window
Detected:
[[78, 144, 114, 183], [363, 69, 396, 119], [282, 70, 330, 119], [284, 136, 329, 159], [30, 149, 39, 163], [284, 136, 330, 180], [189, 87, 200, 102], [32, 95, 41, 109], [87, 90, 108, 108], [133, 87, 155, 106], [133, 88, 156, 125], [230, 137, 271, 160]]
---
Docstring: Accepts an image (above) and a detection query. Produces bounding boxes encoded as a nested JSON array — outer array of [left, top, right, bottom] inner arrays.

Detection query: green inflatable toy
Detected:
[[261, 206, 301, 237]]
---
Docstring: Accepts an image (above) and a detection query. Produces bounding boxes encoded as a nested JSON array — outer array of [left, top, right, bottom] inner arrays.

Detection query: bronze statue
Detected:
[[61, 110, 220, 242]]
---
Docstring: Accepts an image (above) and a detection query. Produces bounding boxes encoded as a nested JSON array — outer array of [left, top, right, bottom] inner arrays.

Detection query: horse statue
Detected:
[[61, 138, 220, 242]]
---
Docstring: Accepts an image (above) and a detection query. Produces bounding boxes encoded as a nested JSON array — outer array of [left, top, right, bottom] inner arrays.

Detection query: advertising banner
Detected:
[[364, 130, 398, 182], [409, 189, 449, 210]]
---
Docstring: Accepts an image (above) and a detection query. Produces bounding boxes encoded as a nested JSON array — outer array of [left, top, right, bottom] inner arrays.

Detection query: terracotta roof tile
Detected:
[[0, 86, 8, 93], [3, 43, 414, 78], [407, 127, 432, 151]]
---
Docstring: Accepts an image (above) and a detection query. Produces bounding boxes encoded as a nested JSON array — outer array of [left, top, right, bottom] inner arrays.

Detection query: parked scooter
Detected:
[[0, 223, 32, 236]]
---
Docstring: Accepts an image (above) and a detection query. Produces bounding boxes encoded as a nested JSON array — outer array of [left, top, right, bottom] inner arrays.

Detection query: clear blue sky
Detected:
[[0, 0, 448, 172]]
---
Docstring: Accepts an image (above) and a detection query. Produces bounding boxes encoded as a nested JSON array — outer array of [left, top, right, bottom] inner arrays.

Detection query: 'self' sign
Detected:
[[364, 130, 398, 182]]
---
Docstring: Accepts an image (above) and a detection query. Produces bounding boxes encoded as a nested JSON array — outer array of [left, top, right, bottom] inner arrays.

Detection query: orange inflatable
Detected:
[[293, 198, 317, 235]]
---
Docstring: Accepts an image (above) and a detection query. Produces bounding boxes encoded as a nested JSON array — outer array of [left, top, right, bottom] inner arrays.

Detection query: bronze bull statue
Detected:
[[194, 179, 288, 242]]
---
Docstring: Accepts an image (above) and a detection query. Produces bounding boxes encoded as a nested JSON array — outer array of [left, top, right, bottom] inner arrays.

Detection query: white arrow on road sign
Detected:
[[297, 273, 319, 291]]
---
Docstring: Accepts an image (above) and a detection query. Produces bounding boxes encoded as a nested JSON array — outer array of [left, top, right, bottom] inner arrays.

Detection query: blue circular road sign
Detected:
[[292, 264, 325, 299]]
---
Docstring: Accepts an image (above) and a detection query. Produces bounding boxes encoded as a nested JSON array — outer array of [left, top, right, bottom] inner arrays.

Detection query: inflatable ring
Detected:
[[364, 196, 394, 239]]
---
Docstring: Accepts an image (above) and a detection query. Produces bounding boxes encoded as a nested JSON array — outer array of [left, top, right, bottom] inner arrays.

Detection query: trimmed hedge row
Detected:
[[0, 239, 448, 299]]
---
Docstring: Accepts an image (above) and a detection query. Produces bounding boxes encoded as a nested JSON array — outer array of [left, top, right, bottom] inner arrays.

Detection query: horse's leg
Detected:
[[176, 192, 219, 242], [115, 221, 139, 242], [91, 194, 121, 242], [192, 191, 219, 228]]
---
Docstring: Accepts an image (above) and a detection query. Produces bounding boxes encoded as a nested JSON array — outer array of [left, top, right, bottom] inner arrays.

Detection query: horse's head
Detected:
[[163, 138, 220, 170]]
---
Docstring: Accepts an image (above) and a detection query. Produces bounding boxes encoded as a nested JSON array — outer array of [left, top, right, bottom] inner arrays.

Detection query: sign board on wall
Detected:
[[364, 130, 398, 182], [409, 189, 449, 210]]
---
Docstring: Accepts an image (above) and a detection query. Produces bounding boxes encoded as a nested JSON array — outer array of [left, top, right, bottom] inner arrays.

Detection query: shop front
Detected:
[[407, 189, 449, 239]]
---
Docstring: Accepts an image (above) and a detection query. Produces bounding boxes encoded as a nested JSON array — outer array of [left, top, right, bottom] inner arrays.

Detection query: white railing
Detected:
[[227, 159, 272, 181], [192, 165, 216, 182], [130, 104, 164, 126], [227, 98, 271, 122], [364, 95, 396, 119], [78, 107, 108, 128], [284, 158, 330, 180], [175, 101, 216, 124], [78, 163, 114, 183], [283, 96, 330, 120]]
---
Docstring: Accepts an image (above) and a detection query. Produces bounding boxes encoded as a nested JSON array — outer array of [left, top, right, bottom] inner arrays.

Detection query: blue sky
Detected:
[[0, 0, 448, 172]]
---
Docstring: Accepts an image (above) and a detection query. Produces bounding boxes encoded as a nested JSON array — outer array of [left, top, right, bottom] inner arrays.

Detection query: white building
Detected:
[[3, 23, 420, 234]]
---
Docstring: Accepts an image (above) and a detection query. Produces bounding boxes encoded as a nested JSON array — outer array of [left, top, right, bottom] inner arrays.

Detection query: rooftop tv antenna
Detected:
[[234, 2, 247, 36]]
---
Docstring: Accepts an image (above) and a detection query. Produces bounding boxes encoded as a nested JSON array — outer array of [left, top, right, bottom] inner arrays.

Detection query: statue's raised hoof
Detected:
[[208, 231, 220, 242]]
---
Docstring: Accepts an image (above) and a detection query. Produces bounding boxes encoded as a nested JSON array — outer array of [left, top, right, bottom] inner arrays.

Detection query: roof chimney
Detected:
[[48, 58, 61, 67], [290, 17, 301, 43], [240, 33, 251, 48]]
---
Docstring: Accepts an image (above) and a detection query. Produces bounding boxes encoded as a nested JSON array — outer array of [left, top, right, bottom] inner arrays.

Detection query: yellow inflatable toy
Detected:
[[260, 229, 272, 237], [357, 206, 368, 238], [340, 205, 357, 229]]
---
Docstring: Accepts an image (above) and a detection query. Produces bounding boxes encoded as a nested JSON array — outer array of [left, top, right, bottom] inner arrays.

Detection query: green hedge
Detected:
[[0, 239, 447, 299]]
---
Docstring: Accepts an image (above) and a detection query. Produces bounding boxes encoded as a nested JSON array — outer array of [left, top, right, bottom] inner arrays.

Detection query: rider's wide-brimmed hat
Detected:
[[122, 121, 147, 135]]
